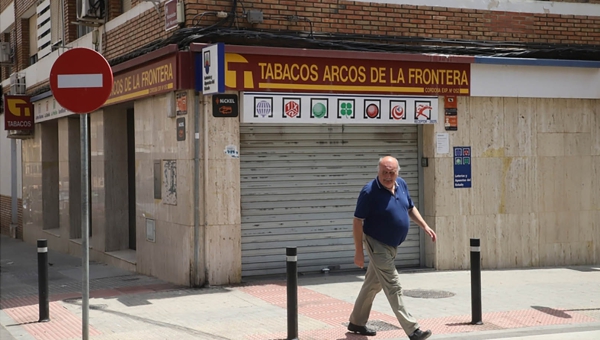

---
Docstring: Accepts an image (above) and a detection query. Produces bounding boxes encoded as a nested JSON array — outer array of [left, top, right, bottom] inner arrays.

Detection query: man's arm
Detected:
[[408, 207, 437, 242], [352, 217, 365, 268]]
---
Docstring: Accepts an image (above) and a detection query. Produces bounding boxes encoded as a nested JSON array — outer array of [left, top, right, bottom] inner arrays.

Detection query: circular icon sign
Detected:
[[256, 100, 271, 117], [50, 48, 113, 114], [366, 104, 379, 118], [391, 105, 404, 120], [312, 103, 326, 118]]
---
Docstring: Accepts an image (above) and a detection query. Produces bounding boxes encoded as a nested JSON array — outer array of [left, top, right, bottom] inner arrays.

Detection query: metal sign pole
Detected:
[[80, 113, 90, 340]]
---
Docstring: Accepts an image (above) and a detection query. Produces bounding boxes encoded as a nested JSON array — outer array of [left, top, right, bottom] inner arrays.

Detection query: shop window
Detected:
[[41, 120, 59, 231]]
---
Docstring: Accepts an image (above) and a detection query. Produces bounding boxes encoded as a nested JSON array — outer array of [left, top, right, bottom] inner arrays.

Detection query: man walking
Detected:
[[347, 156, 437, 340]]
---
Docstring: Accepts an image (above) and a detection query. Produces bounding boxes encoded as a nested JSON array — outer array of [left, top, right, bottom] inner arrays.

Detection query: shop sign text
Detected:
[[226, 54, 470, 95], [4, 95, 34, 130], [106, 56, 176, 106]]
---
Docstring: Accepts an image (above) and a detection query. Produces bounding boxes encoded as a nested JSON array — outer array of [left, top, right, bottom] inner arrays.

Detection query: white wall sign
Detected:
[[436, 133, 450, 154], [241, 92, 438, 124], [33, 96, 73, 123]]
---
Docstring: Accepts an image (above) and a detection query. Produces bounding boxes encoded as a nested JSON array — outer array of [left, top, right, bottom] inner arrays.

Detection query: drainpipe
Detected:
[[193, 93, 209, 286], [193, 92, 200, 286], [10, 139, 18, 238], [203, 95, 210, 284], [418, 125, 425, 267]]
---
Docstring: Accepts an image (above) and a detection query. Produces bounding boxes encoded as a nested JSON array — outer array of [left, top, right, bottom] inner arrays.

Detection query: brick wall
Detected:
[[2, 0, 599, 83], [103, 2, 172, 60], [14, 0, 36, 71], [108, 0, 123, 21], [15, 18, 29, 70], [103, 0, 599, 62], [63, 0, 78, 44], [0, 195, 23, 239], [0, 0, 12, 13], [178, 0, 600, 45]]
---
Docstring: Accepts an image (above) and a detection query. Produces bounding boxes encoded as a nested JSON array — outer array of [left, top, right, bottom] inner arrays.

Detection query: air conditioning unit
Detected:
[[78, 0, 105, 20], [9, 73, 26, 95], [0, 42, 12, 64]]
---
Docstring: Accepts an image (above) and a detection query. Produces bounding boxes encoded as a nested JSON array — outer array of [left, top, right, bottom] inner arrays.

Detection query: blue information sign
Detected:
[[196, 43, 225, 94], [453, 146, 472, 188]]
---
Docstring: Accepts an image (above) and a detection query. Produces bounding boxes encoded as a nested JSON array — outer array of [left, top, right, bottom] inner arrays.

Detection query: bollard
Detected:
[[470, 238, 482, 325], [286, 247, 299, 340], [37, 239, 50, 322]]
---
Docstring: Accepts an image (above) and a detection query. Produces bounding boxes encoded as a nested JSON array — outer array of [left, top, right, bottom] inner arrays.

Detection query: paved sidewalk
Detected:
[[1, 235, 599, 340]]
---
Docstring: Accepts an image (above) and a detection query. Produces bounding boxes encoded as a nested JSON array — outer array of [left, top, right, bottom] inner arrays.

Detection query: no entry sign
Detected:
[[50, 48, 113, 114]]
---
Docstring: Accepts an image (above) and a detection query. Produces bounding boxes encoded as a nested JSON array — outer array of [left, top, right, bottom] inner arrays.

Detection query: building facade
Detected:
[[1, 0, 599, 286]]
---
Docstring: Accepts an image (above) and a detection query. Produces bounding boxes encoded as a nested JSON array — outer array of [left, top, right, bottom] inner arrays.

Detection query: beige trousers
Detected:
[[349, 234, 420, 335]]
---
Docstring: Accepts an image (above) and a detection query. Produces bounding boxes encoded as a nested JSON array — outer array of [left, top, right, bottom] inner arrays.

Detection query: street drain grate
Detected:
[[343, 320, 400, 331], [404, 289, 455, 299]]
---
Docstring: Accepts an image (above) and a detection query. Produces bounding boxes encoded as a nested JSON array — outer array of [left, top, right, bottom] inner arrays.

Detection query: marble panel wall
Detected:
[[22, 123, 44, 242], [423, 97, 599, 270], [134, 92, 195, 286]]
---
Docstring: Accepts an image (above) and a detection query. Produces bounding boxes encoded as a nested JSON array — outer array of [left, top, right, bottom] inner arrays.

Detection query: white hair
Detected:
[[377, 156, 400, 174]]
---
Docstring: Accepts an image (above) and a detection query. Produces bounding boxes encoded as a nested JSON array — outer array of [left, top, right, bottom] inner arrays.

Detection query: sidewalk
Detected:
[[1, 235, 599, 340]]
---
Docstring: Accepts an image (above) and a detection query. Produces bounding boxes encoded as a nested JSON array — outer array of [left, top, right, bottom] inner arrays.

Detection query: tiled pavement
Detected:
[[2, 235, 599, 340]]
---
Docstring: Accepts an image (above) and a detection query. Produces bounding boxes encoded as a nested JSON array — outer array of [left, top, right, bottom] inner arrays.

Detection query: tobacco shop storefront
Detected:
[[193, 44, 470, 278], [22, 46, 197, 285]]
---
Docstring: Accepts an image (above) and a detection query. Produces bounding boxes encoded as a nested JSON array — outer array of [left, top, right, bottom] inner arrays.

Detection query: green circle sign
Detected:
[[312, 103, 326, 118]]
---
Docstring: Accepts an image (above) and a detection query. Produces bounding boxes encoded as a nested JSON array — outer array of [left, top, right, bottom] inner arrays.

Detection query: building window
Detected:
[[50, 0, 64, 50], [123, 0, 132, 12], [28, 16, 38, 64], [37, 0, 52, 58]]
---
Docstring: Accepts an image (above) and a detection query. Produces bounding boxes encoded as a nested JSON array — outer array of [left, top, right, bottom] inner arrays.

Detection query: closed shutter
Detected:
[[240, 124, 421, 277]]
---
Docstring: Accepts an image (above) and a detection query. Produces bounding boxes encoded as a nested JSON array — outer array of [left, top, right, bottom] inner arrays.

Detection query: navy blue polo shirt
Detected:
[[354, 177, 414, 247]]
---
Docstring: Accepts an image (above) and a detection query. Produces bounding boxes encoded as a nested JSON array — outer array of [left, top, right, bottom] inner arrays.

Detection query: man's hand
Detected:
[[352, 217, 365, 268], [424, 226, 437, 242], [408, 207, 437, 242], [354, 251, 365, 268]]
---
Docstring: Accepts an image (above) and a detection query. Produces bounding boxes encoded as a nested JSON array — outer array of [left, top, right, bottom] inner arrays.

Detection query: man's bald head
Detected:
[[378, 156, 400, 189], [378, 156, 400, 174]]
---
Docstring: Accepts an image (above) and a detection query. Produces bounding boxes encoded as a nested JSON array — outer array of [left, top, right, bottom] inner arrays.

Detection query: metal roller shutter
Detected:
[[240, 124, 421, 277]]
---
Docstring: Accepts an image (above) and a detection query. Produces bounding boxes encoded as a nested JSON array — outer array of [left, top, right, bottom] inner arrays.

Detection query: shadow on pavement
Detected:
[[60, 297, 232, 340], [531, 306, 573, 319]]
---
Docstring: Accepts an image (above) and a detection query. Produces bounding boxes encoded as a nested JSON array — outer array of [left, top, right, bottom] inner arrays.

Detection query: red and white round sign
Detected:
[[50, 48, 113, 114]]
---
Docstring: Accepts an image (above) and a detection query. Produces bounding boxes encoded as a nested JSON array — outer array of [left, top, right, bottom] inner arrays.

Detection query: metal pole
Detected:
[[193, 93, 200, 286], [80, 113, 90, 339], [202, 97, 209, 282], [470, 238, 482, 325], [37, 239, 50, 322], [10, 139, 18, 238], [286, 247, 298, 340]]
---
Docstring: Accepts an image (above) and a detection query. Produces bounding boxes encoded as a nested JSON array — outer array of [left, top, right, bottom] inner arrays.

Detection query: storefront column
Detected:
[[202, 93, 242, 285]]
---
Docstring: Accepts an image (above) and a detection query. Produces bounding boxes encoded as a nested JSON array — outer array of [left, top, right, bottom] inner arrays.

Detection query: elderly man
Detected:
[[347, 156, 436, 340]]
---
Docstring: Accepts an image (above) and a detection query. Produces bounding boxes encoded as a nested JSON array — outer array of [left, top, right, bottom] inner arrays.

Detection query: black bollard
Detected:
[[286, 247, 298, 340], [470, 238, 482, 325], [37, 239, 50, 322]]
